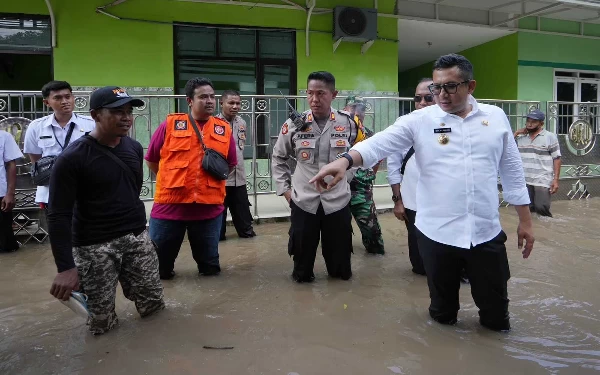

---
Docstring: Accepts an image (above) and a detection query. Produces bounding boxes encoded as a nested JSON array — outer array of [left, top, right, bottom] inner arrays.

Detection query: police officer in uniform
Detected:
[[271, 71, 364, 283], [217, 89, 256, 240], [345, 96, 384, 255]]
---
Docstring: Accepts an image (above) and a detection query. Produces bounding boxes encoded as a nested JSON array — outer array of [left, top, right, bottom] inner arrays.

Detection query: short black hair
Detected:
[[432, 54, 473, 81], [307, 71, 336, 91], [41, 81, 72, 98], [419, 77, 433, 84], [221, 89, 241, 101], [185, 77, 214, 99]]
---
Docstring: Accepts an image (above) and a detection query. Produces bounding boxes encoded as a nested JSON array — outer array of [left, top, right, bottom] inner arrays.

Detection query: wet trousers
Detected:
[[221, 185, 255, 239], [73, 230, 165, 335], [417, 229, 511, 331], [527, 184, 552, 217], [288, 201, 353, 281]]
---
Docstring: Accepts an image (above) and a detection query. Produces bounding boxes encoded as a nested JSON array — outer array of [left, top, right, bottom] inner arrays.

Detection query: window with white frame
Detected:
[[553, 70, 600, 134]]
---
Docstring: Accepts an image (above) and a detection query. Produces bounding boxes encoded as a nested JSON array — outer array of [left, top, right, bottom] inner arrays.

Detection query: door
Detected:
[[555, 78, 576, 134]]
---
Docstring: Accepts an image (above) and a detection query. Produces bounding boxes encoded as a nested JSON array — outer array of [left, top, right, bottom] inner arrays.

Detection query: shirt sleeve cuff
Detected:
[[387, 171, 403, 185], [351, 142, 377, 168], [502, 186, 530, 206]]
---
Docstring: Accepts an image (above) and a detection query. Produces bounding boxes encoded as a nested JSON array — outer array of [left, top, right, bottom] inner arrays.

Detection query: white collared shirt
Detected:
[[24, 113, 95, 203], [387, 152, 419, 211], [352, 95, 530, 249], [0, 131, 24, 197]]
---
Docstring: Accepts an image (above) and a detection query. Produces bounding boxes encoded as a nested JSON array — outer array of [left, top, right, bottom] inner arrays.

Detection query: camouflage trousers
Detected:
[[350, 169, 385, 254], [73, 229, 165, 335]]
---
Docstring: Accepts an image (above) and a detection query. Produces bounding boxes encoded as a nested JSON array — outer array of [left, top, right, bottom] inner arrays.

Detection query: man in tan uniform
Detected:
[[217, 90, 256, 240], [271, 71, 364, 283]]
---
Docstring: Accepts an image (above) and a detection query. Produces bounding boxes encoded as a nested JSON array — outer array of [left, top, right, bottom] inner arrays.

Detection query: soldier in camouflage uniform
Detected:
[[48, 87, 165, 335], [345, 96, 385, 255]]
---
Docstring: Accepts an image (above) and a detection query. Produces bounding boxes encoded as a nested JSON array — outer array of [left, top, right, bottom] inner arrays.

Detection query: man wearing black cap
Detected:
[[47, 86, 165, 335], [514, 109, 562, 217]]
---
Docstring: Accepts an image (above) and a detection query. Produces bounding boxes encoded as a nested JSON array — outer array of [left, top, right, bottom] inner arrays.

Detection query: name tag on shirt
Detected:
[[39, 135, 53, 139], [434, 128, 451, 133]]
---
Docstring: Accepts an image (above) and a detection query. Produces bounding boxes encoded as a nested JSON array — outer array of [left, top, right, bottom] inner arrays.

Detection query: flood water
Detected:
[[1, 199, 599, 375]]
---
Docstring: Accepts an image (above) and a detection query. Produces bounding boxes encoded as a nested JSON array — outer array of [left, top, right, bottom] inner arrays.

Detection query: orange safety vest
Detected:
[[154, 113, 232, 204]]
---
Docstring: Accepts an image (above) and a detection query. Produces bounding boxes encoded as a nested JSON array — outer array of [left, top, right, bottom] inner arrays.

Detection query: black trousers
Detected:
[[220, 185, 255, 238], [527, 184, 552, 217], [0, 200, 18, 252], [404, 208, 425, 275], [288, 201, 353, 281], [417, 229, 511, 331]]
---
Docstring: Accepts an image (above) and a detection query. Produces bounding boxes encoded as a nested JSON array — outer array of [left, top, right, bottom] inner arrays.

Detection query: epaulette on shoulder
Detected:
[[213, 116, 229, 125], [77, 114, 94, 121]]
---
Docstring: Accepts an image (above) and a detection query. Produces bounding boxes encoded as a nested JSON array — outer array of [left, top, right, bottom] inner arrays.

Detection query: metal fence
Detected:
[[0, 90, 556, 220], [546, 101, 600, 200]]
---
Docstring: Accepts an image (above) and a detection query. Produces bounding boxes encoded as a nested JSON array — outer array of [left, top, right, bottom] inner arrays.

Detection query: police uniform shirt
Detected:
[[272, 108, 359, 215], [352, 95, 530, 249], [216, 114, 247, 187], [24, 113, 96, 203]]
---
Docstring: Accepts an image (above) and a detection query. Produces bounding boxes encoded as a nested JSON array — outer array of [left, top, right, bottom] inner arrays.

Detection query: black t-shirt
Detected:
[[47, 135, 147, 272]]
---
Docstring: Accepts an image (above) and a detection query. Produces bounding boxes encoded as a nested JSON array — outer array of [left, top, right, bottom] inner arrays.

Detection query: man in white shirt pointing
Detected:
[[310, 54, 535, 331]]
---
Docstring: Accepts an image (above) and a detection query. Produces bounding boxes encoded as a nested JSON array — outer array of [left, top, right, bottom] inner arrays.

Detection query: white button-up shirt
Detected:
[[0, 131, 24, 197], [387, 152, 419, 211], [24, 113, 95, 203], [353, 96, 529, 249]]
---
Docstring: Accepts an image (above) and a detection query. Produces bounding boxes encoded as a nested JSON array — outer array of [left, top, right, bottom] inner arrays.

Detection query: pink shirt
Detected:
[[145, 119, 237, 221]]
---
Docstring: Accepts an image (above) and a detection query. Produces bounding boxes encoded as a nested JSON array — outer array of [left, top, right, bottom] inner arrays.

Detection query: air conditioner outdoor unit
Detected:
[[333, 6, 377, 43]]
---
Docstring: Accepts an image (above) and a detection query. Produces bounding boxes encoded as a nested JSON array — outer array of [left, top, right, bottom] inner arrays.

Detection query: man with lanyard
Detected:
[[216, 90, 256, 240], [387, 78, 434, 274], [514, 110, 561, 217], [272, 71, 365, 283], [146, 77, 237, 280], [344, 96, 384, 255], [24, 81, 95, 211], [48, 86, 165, 335], [310, 54, 535, 331]]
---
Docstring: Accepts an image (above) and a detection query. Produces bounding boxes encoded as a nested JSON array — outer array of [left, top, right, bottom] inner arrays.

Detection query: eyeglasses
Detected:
[[414, 94, 434, 103], [428, 80, 470, 95]]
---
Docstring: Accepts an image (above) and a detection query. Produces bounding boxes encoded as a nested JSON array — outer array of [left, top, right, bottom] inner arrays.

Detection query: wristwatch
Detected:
[[392, 194, 401, 203], [336, 152, 354, 170]]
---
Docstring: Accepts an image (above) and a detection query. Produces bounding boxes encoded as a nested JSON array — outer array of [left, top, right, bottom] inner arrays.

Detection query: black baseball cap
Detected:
[[526, 109, 546, 121], [89, 86, 144, 110]]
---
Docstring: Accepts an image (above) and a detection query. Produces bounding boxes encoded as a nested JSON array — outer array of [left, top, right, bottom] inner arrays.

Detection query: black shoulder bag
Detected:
[[188, 114, 229, 181], [31, 122, 76, 186], [78, 137, 138, 187]]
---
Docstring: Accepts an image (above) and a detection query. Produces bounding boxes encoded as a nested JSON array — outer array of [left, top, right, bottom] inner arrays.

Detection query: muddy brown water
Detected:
[[1, 199, 599, 375]]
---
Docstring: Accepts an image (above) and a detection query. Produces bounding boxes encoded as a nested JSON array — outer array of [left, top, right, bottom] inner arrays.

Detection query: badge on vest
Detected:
[[434, 128, 451, 133], [334, 126, 346, 132], [175, 120, 187, 130], [335, 140, 346, 147], [214, 125, 225, 135]]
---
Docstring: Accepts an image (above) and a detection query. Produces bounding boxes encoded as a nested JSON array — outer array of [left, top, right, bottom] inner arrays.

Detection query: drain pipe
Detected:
[[305, 0, 316, 57], [44, 0, 56, 47]]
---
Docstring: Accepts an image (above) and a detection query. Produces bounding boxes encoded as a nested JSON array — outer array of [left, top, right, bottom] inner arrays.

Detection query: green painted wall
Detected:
[[398, 34, 518, 100], [517, 32, 600, 101], [1, 0, 398, 92], [518, 16, 600, 38]]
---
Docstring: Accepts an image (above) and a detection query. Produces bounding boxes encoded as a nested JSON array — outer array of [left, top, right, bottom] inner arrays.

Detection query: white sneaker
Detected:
[[60, 292, 89, 319]]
